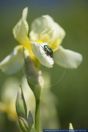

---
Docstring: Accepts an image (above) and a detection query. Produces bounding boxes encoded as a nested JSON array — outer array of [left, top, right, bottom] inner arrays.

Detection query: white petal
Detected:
[[13, 7, 29, 44], [31, 42, 54, 68], [54, 46, 83, 69], [30, 15, 65, 50], [0, 46, 24, 74], [22, 7, 28, 20]]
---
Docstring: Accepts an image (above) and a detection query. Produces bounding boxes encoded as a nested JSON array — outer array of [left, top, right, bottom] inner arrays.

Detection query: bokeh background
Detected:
[[0, 0, 88, 131]]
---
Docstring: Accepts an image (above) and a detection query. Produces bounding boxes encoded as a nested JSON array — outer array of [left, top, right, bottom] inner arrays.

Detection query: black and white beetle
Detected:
[[43, 45, 53, 57]]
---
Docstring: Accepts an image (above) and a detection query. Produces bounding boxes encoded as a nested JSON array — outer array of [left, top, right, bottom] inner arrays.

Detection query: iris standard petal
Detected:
[[31, 42, 54, 68], [13, 7, 29, 44], [0, 46, 24, 74], [54, 46, 83, 69], [30, 15, 65, 50]]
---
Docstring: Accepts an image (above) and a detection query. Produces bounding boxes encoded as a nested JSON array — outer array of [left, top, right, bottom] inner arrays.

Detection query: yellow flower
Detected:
[[0, 7, 82, 74]]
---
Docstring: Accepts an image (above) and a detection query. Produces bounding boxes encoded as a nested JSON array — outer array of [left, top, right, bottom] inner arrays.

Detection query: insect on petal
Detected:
[[31, 42, 54, 68]]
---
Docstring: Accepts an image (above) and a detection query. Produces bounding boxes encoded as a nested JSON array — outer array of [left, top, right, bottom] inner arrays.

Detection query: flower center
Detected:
[[23, 37, 35, 59], [37, 34, 61, 52]]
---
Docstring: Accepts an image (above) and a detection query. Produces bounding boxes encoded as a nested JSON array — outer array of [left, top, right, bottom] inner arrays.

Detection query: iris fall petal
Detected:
[[54, 46, 83, 69], [0, 46, 24, 74], [32, 42, 54, 68]]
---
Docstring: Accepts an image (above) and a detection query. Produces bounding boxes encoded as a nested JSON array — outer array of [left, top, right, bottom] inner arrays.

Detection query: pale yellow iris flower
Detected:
[[0, 7, 82, 74]]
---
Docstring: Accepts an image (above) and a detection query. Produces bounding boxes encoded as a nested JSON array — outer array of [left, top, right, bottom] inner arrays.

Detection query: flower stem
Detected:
[[35, 98, 41, 132]]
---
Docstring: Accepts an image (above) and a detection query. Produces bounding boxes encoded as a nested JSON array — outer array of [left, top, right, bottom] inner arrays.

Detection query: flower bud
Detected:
[[16, 87, 27, 118]]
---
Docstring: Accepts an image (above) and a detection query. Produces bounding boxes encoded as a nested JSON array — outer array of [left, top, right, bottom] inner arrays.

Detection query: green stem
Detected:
[[35, 98, 40, 132]]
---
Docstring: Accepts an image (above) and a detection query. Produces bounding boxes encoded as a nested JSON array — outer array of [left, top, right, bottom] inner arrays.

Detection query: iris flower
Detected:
[[0, 7, 82, 74]]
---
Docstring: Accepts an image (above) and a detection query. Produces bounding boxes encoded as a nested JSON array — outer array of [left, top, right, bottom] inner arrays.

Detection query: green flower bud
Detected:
[[16, 86, 27, 118]]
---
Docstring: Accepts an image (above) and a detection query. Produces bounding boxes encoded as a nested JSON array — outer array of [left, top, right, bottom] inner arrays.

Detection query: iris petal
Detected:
[[54, 46, 83, 69], [0, 46, 24, 74], [30, 15, 65, 51], [31, 42, 54, 68], [13, 7, 29, 44]]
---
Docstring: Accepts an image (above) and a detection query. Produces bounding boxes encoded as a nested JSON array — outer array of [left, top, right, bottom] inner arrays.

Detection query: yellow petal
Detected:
[[13, 7, 29, 45]]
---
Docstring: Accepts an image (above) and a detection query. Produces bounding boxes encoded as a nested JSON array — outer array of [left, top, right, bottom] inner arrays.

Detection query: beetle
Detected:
[[43, 45, 53, 57]]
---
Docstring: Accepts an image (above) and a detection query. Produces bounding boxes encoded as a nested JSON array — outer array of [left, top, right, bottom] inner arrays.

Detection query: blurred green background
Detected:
[[0, 0, 88, 131]]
